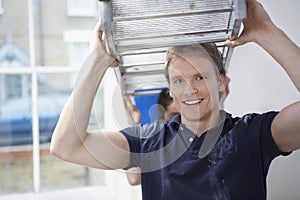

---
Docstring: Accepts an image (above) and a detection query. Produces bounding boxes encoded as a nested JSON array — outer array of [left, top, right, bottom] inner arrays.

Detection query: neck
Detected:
[[182, 110, 223, 137]]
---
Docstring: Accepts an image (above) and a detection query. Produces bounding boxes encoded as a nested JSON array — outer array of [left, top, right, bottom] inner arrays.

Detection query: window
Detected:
[[69, 42, 90, 66], [0, 37, 30, 100], [0, 0, 113, 198], [66, 0, 98, 17], [64, 30, 91, 86]]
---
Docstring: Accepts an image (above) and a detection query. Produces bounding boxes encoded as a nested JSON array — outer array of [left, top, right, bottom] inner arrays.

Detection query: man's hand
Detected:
[[225, 0, 275, 48], [90, 20, 120, 68]]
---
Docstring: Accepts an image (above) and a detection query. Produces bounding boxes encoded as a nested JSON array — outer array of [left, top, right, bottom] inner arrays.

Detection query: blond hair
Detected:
[[164, 43, 226, 83]]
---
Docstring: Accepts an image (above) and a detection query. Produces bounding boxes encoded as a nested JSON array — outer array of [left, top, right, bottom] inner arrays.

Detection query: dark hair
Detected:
[[156, 88, 173, 120], [164, 42, 226, 83], [157, 88, 173, 109]]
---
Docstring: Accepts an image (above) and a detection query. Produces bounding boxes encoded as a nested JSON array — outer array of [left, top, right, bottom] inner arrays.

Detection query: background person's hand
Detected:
[[126, 97, 142, 125]]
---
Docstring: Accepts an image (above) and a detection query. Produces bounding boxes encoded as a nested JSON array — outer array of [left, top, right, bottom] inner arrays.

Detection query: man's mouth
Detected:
[[183, 99, 203, 105]]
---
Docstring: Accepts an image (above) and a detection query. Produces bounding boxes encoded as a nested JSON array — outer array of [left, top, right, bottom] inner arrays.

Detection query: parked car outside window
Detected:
[[0, 93, 69, 146]]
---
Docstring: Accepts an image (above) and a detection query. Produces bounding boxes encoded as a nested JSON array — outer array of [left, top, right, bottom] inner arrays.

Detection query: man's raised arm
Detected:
[[226, 0, 300, 152], [50, 21, 130, 170]]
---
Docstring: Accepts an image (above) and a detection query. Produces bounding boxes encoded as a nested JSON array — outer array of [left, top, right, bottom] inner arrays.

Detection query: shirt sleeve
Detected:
[[120, 120, 166, 169], [120, 125, 142, 169], [259, 111, 292, 173]]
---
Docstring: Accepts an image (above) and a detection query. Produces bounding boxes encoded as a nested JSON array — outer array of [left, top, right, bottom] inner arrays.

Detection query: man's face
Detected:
[[168, 54, 224, 123]]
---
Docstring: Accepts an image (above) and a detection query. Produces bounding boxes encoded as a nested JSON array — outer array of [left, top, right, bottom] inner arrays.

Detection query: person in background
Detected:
[[126, 88, 180, 186], [156, 88, 180, 122], [50, 0, 300, 199]]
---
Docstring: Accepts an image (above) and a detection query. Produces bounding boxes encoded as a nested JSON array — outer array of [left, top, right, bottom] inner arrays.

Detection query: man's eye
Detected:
[[196, 76, 205, 81], [174, 79, 183, 84]]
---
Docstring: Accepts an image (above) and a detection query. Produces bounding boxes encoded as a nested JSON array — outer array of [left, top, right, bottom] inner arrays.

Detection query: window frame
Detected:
[[0, 0, 116, 198]]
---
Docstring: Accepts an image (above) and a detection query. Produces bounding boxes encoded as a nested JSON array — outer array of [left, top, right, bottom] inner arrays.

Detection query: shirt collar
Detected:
[[167, 110, 233, 133], [166, 113, 181, 130]]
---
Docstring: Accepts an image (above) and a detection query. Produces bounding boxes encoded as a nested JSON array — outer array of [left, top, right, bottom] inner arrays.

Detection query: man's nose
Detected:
[[184, 82, 198, 95]]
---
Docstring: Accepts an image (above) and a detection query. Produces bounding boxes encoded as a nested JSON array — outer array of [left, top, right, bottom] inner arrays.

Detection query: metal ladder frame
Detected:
[[98, 0, 246, 97]]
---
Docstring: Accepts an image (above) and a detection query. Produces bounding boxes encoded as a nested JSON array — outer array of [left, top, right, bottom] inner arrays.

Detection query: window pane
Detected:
[[0, 1, 33, 194], [0, 0, 106, 196], [40, 151, 106, 190], [38, 73, 106, 190], [0, 0, 30, 68], [30, 1, 97, 66], [69, 42, 90, 66], [71, 0, 93, 8], [0, 147, 33, 194], [67, 0, 98, 17], [0, 74, 33, 195]]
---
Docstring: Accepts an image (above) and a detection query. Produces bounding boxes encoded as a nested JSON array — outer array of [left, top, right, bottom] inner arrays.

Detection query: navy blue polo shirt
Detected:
[[120, 111, 287, 200]]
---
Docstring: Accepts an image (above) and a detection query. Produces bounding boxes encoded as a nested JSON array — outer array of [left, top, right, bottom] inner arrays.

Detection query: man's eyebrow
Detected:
[[194, 72, 208, 77], [170, 75, 183, 80]]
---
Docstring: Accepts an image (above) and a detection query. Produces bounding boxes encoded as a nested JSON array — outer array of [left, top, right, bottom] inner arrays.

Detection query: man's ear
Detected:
[[218, 75, 230, 109], [218, 74, 228, 93]]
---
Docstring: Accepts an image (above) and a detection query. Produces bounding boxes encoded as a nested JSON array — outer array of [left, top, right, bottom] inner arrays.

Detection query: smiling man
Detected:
[[166, 43, 227, 137], [50, 0, 300, 199]]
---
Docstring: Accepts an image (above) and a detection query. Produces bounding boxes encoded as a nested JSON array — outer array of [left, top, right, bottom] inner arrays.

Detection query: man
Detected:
[[50, 0, 300, 199]]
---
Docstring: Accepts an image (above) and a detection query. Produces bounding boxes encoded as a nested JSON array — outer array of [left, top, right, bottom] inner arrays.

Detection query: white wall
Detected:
[[225, 0, 300, 199], [226, 0, 300, 115]]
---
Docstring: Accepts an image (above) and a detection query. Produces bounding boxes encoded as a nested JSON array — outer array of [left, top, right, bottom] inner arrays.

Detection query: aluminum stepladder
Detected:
[[98, 0, 246, 121]]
